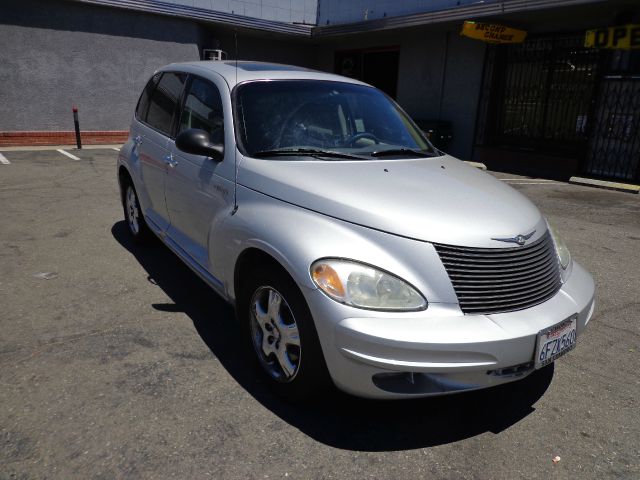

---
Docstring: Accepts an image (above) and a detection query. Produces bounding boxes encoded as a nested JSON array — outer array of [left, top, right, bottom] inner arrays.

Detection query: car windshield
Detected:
[[234, 80, 439, 159]]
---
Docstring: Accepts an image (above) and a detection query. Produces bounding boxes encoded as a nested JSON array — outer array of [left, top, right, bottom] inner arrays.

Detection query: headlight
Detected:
[[310, 259, 427, 311], [548, 223, 571, 269]]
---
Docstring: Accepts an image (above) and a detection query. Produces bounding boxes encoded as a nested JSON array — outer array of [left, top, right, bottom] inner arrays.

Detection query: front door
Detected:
[[165, 75, 234, 271]]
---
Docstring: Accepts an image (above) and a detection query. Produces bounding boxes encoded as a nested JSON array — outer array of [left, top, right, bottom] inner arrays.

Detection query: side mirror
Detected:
[[175, 128, 223, 161]]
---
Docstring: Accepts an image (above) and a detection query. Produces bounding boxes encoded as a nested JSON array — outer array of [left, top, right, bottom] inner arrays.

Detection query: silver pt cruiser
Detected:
[[117, 61, 595, 399]]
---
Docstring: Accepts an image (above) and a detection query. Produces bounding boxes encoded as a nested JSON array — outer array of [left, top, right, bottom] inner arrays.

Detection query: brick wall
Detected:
[[0, 131, 129, 147]]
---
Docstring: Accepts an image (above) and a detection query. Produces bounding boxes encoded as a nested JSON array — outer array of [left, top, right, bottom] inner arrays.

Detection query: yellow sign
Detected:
[[585, 25, 640, 49], [461, 21, 527, 44]]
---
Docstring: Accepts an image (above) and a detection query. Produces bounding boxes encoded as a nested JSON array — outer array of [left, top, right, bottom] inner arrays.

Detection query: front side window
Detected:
[[145, 72, 187, 137], [235, 80, 435, 159], [178, 77, 224, 145]]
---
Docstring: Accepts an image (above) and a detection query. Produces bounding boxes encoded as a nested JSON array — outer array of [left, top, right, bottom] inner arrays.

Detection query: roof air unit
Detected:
[[202, 49, 227, 61]]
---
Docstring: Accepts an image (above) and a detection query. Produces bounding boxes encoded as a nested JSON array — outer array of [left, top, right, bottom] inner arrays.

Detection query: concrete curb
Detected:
[[569, 176, 639, 194], [464, 161, 487, 170]]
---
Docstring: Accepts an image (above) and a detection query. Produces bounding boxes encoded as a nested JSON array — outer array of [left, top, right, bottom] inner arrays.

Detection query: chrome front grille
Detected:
[[433, 232, 561, 315]]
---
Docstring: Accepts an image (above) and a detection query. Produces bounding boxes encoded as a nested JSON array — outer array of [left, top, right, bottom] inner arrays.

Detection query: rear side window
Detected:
[[135, 73, 161, 122], [145, 72, 187, 137], [178, 77, 224, 145]]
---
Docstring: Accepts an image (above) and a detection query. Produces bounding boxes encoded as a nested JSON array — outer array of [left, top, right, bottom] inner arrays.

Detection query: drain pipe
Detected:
[[437, 31, 449, 121]]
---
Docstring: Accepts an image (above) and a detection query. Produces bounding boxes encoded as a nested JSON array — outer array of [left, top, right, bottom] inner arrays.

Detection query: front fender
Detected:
[[212, 185, 458, 305]]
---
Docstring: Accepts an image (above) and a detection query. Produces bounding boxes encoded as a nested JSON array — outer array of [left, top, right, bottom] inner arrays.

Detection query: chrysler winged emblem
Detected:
[[491, 230, 536, 246]]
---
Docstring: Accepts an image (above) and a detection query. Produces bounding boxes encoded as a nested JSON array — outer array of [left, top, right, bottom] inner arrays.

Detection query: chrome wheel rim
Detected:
[[125, 186, 140, 235], [250, 286, 301, 382]]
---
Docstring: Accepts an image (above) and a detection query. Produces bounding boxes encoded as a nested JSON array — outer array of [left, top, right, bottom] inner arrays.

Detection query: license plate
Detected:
[[534, 316, 577, 369]]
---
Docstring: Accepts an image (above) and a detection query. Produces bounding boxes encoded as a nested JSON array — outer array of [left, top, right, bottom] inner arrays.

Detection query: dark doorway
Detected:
[[475, 34, 640, 182], [335, 47, 400, 98], [480, 35, 600, 155], [583, 50, 640, 182]]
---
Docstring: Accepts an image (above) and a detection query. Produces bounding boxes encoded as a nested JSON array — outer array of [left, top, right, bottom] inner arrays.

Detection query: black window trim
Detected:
[[134, 72, 161, 124], [171, 73, 191, 139]]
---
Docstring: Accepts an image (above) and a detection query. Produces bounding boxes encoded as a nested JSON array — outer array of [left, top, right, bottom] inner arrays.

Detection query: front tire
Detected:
[[239, 267, 332, 400]]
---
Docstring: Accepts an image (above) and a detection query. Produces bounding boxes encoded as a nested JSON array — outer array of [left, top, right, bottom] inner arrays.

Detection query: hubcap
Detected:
[[125, 186, 140, 235], [249, 286, 301, 382]]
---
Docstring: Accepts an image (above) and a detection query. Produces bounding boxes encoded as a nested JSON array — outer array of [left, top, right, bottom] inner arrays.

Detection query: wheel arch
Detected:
[[233, 247, 301, 307], [118, 164, 134, 201]]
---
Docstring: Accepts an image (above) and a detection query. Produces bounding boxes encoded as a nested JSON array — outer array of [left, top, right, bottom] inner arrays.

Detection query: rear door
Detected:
[[165, 74, 235, 271], [136, 72, 187, 232]]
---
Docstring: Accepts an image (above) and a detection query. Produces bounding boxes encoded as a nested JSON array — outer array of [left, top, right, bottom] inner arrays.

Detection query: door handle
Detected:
[[134, 135, 143, 146], [164, 153, 178, 168]]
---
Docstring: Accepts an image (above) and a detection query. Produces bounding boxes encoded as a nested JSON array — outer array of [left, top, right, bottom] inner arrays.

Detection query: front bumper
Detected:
[[304, 261, 595, 399]]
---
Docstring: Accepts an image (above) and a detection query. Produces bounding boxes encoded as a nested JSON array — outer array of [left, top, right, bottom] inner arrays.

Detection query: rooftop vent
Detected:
[[202, 49, 227, 61]]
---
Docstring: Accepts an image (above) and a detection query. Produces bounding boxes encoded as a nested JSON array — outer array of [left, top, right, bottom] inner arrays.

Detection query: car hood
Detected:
[[237, 154, 545, 247]]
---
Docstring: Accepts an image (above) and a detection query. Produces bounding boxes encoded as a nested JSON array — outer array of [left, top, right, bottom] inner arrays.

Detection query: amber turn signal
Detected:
[[312, 263, 346, 299]]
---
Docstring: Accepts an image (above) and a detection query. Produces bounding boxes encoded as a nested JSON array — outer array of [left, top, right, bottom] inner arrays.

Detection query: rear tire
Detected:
[[122, 180, 152, 245], [239, 267, 332, 401]]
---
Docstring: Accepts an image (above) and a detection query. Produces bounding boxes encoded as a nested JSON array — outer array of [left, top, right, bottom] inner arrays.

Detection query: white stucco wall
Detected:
[[318, 0, 499, 25]]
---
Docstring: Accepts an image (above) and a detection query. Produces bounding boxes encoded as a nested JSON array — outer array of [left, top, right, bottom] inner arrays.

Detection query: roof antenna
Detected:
[[231, 30, 239, 216], [234, 30, 239, 84]]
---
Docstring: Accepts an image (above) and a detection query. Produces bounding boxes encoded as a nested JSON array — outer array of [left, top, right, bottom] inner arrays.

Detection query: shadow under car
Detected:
[[111, 220, 554, 452]]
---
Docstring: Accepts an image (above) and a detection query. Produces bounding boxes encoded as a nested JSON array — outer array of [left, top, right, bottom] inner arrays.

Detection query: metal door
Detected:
[[583, 50, 640, 181]]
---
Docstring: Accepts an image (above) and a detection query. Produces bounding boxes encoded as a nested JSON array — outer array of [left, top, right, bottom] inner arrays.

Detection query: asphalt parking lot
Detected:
[[1, 148, 638, 479]]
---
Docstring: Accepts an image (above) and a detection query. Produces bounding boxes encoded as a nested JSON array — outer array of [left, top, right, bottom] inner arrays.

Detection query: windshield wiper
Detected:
[[369, 148, 437, 158], [251, 148, 368, 160]]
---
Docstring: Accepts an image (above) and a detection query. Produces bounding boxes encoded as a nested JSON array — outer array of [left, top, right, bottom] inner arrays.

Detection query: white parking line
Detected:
[[0, 153, 10, 165], [111, 148, 120, 152], [56, 149, 80, 161]]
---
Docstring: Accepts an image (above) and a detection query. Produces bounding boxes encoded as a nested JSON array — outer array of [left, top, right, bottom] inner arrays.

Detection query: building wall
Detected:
[[0, 0, 203, 132], [159, 0, 318, 24], [205, 29, 317, 67], [315, 27, 485, 159], [437, 31, 486, 159], [317, 0, 498, 25], [1, 0, 482, 157], [0, 0, 316, 133]]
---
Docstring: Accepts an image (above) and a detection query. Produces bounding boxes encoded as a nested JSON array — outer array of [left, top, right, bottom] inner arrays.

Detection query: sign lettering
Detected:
[[585, 25, 640, 49], [460, 21, 527, 44]]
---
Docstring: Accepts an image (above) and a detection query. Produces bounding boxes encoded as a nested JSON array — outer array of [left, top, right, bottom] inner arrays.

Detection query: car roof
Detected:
[[158, 60, 369, 89]]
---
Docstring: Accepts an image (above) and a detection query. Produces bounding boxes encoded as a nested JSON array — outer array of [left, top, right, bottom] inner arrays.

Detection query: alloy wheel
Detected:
[[125, 186, 140, 235], [249, 286, 301, 382]]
